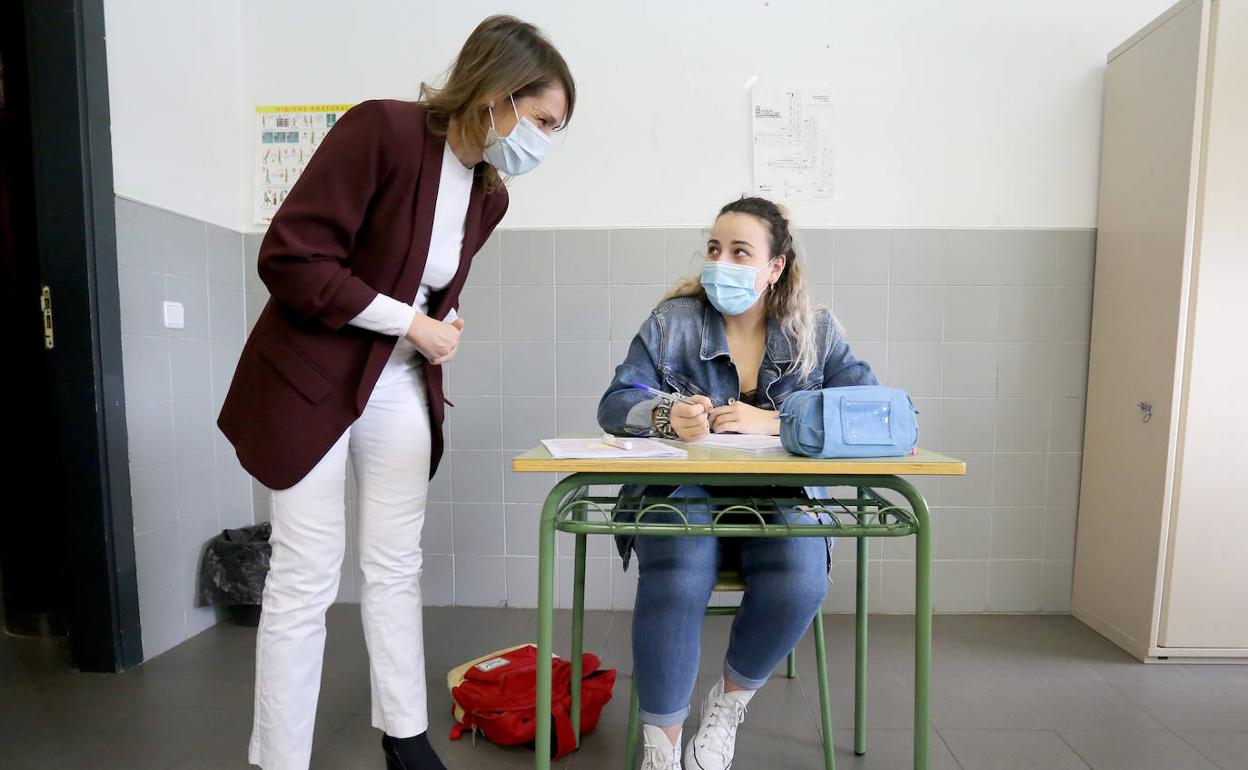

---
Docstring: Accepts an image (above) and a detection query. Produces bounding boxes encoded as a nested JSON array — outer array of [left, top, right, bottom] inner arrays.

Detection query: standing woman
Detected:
[[218, 16, 574, 770]]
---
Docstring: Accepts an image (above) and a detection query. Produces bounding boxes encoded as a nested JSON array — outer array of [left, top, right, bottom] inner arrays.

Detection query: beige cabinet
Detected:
[[1073, 0, 1248, 662]]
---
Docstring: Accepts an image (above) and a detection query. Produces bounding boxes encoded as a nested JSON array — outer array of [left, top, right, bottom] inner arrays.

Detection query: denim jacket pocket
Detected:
[[659, 366, 708, 399]]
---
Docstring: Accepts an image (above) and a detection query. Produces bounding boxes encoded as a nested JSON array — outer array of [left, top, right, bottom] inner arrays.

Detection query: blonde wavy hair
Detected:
[[420, 15, 575, 193], [663, 197, 827, 381]]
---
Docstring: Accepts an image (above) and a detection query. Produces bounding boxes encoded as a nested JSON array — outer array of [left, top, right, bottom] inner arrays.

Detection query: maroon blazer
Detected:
[[218, 100, 508, 490]]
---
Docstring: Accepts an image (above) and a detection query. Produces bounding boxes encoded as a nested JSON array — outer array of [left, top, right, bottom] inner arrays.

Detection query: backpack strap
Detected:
[[550, 703, 578, 759]]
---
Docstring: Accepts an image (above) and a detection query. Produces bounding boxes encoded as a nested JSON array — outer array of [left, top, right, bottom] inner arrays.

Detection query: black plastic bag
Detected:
[[197, 523, 272, 626]]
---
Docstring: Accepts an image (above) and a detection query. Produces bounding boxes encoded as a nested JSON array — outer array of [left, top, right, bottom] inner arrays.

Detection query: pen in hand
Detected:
[[626, 381, 699, 406]]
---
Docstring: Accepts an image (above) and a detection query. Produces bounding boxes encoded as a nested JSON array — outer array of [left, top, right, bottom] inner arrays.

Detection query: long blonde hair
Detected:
[[663, 197, 826, 380], [420, 15, 576, 193]]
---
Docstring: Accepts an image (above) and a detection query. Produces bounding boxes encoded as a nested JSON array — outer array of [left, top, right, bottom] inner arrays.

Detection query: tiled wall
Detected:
[[115, 198, 254, 659], [114, 204, 1091, 661], [244, 226, 1094, 615]]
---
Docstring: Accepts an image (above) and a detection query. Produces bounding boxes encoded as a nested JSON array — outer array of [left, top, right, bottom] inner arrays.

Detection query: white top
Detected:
[[348, 141, 474, 365]]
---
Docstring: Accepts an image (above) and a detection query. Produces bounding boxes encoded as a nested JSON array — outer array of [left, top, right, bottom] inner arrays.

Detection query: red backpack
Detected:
[[447, 644, 617, 759]]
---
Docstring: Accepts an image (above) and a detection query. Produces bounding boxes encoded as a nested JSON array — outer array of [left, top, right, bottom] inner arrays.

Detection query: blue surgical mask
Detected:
[[483, 95, 551, 175], [701, 261, 762, 316]]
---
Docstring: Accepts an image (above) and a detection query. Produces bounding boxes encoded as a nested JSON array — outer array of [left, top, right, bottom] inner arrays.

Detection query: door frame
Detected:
[[22, 0, 142, 671]]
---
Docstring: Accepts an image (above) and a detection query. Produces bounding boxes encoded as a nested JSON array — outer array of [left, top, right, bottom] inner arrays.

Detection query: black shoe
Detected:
[[382, 732, 447, 770]]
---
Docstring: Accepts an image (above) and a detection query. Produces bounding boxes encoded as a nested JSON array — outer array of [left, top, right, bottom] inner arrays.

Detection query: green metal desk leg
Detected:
[[570, 530, 587, 747], [904, 480, 933, 770], [625, 676, 640, 769], [855, 488, 869, 756], [535, 479, 576, 770], [812, 608, 836, 770]]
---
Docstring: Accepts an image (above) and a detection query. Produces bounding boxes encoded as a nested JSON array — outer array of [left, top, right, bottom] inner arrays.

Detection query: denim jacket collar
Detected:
[[698, 303, 798, 365]]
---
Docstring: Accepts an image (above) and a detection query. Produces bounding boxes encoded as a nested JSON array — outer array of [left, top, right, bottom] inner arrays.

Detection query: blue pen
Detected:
[[627, 381, 699, 406]]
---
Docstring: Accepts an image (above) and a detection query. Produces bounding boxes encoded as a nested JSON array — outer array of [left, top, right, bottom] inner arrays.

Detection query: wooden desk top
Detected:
[[511, 444, 966, 476]]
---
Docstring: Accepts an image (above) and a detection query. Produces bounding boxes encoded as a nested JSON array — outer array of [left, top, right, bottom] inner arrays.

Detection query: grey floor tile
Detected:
[[84, 704, 238, 770], [1106, 679, 1248, 732], [832, 728, 961, 770], [952, 613, 1094, 654], [21, 668, 150, 727], [169, 709, 352, 769], [564, 715, 632, 767], [929, 677, 1049, 730], [718, 725, 845, 769], [952, 615, 1112, 683], [1026, 679, 1168, 733], [941, 728, 1089, 769], [0, 682, 47, 742], [317, 654, 373, 716], [3, 727, 136, 769], [1086, 655, 1215, 687], [308, 714, 389, 769], [983, 653, 1103, 684], [1190, 664, 1248, 700], [787, 613, 904, 681], [1057, 726, 1220, 770], [422, 606, 534, 673], [866, 616, 1001, 688], [1177, 731, 1248, 770], [904, 641, 1001, 689], [547, 609, 618, 664], [130, 659, 257, 710], [818, 663, 921, 731]]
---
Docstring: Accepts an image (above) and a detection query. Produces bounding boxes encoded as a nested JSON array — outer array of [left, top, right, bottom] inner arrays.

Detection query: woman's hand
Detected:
[[405, 314, 464, 366], [669, 395, 714, 441], [710, 401, 781, 435]]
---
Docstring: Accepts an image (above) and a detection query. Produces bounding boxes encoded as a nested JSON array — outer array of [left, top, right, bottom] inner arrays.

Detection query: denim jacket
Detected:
[[597, 297, 878, 570]]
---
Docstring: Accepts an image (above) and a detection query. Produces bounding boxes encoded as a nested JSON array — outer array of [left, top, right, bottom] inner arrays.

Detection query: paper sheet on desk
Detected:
[[678, 434, 788, 453], [541, 438, 687, 460]]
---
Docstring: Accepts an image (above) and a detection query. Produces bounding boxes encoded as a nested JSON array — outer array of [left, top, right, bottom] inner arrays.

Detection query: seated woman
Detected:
[[597, 197, 877, 770]]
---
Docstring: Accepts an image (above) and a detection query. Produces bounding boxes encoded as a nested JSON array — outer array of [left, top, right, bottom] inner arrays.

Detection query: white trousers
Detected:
[[249, 358, 432, 770]]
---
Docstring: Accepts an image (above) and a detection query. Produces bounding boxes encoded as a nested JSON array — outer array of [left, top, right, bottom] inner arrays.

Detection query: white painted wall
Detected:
[[103, 0, 246, 231], [108, 0, 1176, 231]]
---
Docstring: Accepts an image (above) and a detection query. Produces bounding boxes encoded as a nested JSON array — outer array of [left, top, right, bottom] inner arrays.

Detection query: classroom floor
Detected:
[[2, 606, 1247, 769]]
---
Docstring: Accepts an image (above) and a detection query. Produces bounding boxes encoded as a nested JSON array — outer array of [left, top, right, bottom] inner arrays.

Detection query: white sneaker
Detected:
[[641, 724, 682, 770], [684, 677, 754, 769]]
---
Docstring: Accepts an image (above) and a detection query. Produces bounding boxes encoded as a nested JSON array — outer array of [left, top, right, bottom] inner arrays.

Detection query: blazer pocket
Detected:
[[257, 334, 335, 405]]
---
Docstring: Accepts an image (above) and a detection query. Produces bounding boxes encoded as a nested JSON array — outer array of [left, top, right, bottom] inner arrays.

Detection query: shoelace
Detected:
[[642, 741, 678, 770], [697, 698, 749, 761]]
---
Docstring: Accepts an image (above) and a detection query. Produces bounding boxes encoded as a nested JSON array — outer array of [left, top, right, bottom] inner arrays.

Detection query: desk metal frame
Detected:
[[529, 471, 934, 769]]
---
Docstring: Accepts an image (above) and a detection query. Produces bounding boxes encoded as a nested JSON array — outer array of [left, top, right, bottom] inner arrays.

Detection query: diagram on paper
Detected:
[[254, 105, 354, 224], [750, 82, 835, 200]]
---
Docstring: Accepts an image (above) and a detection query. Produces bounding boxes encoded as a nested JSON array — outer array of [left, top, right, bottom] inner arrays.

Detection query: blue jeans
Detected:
[[630, 486, 829, 727]]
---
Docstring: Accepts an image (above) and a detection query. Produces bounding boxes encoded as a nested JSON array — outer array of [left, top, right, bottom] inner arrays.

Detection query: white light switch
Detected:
[[163, 301, 185, 329]]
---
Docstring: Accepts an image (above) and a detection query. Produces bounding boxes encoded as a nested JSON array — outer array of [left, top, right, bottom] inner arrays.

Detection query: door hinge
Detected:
[[40, 286, 54, 350]]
